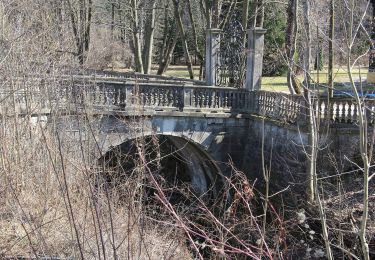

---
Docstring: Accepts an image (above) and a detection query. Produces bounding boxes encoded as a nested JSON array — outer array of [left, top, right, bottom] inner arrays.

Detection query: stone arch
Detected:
[[99, 134, 224, 198]]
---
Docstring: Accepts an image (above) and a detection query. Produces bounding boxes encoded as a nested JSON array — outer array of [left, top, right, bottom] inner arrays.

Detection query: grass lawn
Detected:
[[151, 65, 201, 79], [151, 65, 373, 93], [262, 67, 371, 93]]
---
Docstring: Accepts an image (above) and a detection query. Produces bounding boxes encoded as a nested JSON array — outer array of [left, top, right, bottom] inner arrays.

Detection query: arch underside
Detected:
[[99, 135, 223, 198]]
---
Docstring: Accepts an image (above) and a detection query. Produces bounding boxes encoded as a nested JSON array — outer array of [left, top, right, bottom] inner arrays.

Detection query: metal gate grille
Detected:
[[216, 20, 247, 87]]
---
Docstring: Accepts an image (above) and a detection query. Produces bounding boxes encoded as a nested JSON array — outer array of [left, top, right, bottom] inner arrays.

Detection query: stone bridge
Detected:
[[2, 72, 374, 195]]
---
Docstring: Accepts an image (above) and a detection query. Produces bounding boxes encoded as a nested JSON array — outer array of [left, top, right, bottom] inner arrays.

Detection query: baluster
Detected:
[[168, 89, 174, 107], [202, 91, 206, 108], [106, 88, 111, 105], [226, 91, 230, 109], [263, 93, 268, 115], [266, 93, 271, 116], [345, 101, 351, 123], [279, 94, 285, 119], [259, 92, 263, 115], [213, 91, 217, 108], [284, 95, 294, 121], [224, 92, 228, 108], [239, 92, 243, 110], [352, 102, 358, 123], [229, 91, 234, 108], [236, 92, 240, 109], [266, 93, 270, 116], [368, 101, 375, 125], [320, 101, 326, 121], [271, 93, 276, 118], [337, 101, 343, 122], [203, 90, 207, 108], [192, 89, 196, 107], [208, 90, 212, 108], [233, 92, 237, 109], [114, 88, 119, 106], [346, 100, 354, 123], [268, 93, 273, 117], [118, 89, 126, 106], [200, 91, 204, 108], [286, 97, 292, 121], [327, 99, 333, 122], [176, 88, 180, 107], [209, 90, 214, 108], [323, 100, 329, 122], [332, 101, 339, 122], [158, 88, 162, 106], [279, 95, 285, 119], [196, 90, 200, 107], [163, 88, 168, 106], [258, 92, 263, 115], [253, 92, 258, 113], [144, 90, 149, 106], [209, 90, 213, 108], [173, 88, 176, 107], [286, 96, 291, 121], [202, 89, 209, 108], [149, 89, 154, 106]]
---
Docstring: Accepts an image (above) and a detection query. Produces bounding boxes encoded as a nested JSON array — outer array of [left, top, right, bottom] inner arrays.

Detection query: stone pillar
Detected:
[[205, 29, 221, 86], [183, 82, 194, 111], [367, 1, 375, 83], [125, 82, 133, 107], [245, 28, 267, 91]]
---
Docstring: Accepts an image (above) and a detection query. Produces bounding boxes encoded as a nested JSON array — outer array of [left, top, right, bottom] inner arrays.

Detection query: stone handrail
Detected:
[[316, 98, 375, 125], [1, 77, 375, 126], [248, 91, 305, 123]]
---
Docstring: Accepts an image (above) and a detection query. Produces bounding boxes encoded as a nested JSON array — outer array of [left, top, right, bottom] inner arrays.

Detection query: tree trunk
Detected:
[[187, 0, 204, 62], [302, 0, 311, 87], [111, 2, 115, 40], [256, 0, 264, 27], [173, 0, 194, 79], [85, 0, 92, 54], [131, 0, 144, 73], [157, 32, 178, 75], [328, 0, 334, 97], [219, 0, 237, 30], [211, 0, 221, 28], [142, 0, 157, 74], [242, 0, 249, 31], [285, 0, 300, 94], [65, 0, 92, 65], [158, 5, 169, 68], [369, 0, 375, 72]]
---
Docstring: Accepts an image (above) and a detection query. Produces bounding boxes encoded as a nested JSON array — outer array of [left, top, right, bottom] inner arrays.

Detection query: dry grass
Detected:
[[0, 82, 191, 259]]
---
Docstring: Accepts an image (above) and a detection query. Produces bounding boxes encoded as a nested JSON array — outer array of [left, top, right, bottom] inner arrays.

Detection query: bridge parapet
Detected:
[[2, 76, 375, 126]]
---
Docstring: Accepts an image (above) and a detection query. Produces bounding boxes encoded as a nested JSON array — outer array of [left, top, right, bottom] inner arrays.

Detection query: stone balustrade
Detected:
[[1, 76, 375, 126], [316, 98, 375, 125]]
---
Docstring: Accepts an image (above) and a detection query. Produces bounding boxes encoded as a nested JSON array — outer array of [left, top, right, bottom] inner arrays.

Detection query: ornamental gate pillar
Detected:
[[205, 29, 221, 86], [245, 28, 267, 91]]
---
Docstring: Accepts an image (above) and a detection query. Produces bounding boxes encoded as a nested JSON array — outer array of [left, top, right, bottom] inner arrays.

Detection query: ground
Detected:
[[148, 65, 370, 93]]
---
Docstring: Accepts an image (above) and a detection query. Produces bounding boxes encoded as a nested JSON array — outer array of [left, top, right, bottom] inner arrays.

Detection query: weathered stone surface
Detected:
[[49, 112, 372, 200]]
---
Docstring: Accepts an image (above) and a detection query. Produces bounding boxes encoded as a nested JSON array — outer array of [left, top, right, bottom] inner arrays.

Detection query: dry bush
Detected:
[[0, 78, 192, 259], [85, 30, 134, 70]]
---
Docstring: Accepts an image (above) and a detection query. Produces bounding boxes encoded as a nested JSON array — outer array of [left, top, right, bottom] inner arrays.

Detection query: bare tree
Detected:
[[172, 0, 194, 79], [328, 0, 335, 98], [130, 0, 144, 73], [65, 0, 93, 65], [285, 0, 301, 95]]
